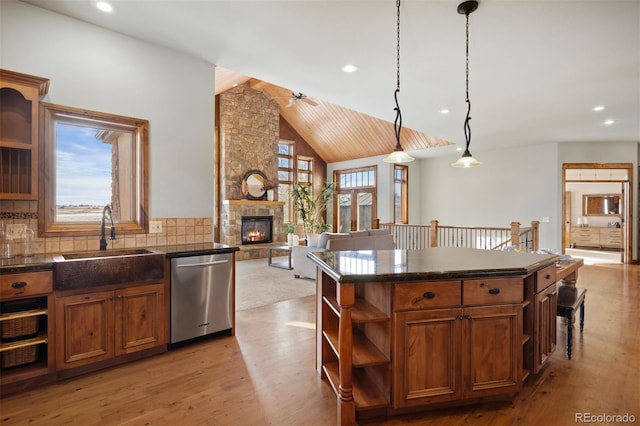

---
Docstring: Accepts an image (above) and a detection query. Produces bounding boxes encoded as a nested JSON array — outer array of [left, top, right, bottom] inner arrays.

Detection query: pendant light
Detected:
[[451, 0, 481, 168], [383, 0, 414, 164]]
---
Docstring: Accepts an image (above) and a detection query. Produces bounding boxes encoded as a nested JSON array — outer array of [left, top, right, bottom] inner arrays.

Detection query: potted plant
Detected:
[[284, 223, 297, 246], [288, 181, 335, 245]]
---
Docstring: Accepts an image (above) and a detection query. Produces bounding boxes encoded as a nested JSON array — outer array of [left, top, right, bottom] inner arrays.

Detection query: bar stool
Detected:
[[556, 285, 587, 360]]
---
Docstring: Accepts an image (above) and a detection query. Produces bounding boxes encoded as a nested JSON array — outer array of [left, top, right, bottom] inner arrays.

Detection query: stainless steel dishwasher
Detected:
[[170, 252, 233, 345]]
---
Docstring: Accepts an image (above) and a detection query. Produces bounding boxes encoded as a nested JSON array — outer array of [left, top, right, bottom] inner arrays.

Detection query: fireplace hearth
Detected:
[[241, 216, 273, 245]]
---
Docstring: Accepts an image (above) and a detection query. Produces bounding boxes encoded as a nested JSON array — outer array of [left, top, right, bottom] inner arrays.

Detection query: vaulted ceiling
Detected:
[[22, 0, 640, 164], [216, 67, 452, 163]]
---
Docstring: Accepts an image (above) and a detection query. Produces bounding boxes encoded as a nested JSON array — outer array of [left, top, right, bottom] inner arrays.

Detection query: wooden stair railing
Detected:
[[378, 220, 540, 252]]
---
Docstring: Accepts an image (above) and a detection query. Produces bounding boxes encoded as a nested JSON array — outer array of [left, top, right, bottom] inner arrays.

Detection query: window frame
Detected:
[[394, 164, 409, 224], [277, 140, 295, 224], [39, 102, 149, 237]]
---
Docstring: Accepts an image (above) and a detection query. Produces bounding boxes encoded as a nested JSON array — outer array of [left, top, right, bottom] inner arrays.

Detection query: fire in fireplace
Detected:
[[241, 216, 273, 245]]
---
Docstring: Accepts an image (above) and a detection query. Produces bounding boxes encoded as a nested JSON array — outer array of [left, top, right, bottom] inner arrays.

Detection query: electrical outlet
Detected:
[[542, 217, 550, 223], [149, 220, 162, 234], [5, 224, 27, 240]]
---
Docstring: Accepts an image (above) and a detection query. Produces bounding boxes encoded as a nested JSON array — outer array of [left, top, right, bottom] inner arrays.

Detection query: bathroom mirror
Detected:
[[583, 194, 622, 216], [241, 170, 268, 200]]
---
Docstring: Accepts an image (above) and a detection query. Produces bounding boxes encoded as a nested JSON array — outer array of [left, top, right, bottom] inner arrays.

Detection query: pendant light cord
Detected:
[[394, 0, 403, 149], [463, 10, 472, 152]]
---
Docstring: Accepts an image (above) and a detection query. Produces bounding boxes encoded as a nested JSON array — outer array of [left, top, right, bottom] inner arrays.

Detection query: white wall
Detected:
[[0, 0, 215, 218], [420, 143, 559, 250]]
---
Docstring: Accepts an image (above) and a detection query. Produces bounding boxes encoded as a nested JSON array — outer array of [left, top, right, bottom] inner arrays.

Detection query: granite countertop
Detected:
[[0, 243, 239, 274], [308, 246, 559, 283], [156, 243, 239, 258]]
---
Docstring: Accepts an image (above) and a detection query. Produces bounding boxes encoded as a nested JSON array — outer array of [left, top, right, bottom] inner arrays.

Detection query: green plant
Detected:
[[284, 223, 296, 234], [288, 181, 335, 235]]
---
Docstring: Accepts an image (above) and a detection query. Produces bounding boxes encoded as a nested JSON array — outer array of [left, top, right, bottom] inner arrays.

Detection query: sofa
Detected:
[[292, 229, 395, 279]]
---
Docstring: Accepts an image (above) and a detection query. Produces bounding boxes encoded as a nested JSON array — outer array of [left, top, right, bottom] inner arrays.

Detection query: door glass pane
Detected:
[[356, 192, 372, 231], [338, 193, 352, 233]]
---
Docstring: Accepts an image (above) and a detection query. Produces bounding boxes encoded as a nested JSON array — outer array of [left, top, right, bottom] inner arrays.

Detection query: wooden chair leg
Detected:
[[566, 310, 573, 360]]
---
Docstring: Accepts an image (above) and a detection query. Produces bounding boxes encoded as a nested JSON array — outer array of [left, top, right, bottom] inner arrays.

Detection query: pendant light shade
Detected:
[[383, 147, 415, 163], [452, 0, 481, 168], [383, 0, 414, 164], [451, 149, 482, 168]]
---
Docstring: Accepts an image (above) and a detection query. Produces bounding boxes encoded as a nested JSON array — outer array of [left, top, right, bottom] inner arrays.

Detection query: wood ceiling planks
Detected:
[[216, 66, 453, 163]]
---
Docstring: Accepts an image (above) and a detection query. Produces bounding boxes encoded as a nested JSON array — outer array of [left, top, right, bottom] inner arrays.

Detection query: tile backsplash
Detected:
[[1, 200, 212, 255]]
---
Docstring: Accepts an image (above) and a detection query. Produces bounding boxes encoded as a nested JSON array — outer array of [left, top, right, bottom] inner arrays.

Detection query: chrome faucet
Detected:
[[100, 205, 116, 251]]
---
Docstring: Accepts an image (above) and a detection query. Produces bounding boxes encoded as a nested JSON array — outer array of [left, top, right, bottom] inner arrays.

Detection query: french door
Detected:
[[333, 167, 378, 232]]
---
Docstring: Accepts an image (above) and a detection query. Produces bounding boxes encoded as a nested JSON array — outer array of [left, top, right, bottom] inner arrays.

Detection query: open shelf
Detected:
[[324, 295, 388, 324], [0, 308, 48, 321], [324, 329, 389, 368], [323, 361, 388, 411], [0, 333, 48, 352]]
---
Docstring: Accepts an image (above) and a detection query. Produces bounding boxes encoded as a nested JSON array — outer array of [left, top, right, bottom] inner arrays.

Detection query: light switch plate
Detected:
[[542, 217, 550, 223], [149, 220, 162, 234]]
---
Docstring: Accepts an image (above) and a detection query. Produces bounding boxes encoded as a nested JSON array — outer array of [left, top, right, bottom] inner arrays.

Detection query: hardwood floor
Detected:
[[1, 263, 638, 425]]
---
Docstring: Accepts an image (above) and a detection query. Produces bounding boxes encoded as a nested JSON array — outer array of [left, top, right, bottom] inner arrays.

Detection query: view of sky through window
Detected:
[[55, 123, 112, 207]]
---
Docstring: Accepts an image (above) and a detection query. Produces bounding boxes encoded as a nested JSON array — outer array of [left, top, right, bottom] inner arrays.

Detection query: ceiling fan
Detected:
[[284, 92, 318, 108]]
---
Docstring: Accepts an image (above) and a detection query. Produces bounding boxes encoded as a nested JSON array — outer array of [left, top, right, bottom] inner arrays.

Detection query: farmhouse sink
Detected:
[[53, 248, 165, 291], [61, 248, 156, 260]]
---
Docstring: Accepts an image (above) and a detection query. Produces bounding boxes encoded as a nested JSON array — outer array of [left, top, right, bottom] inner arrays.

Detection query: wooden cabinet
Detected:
[[0, 69, 49, 200], [571, 227, 621, 249], [599, 228, 621, 247], [317, 274, 524, 422], [522, 263, 557, 375], [56, 283, 166, 370], [534, 283, 557, 370], [393, 280, 521, 409], [393, 308, 461, 406], [0, 270, 55, 393]]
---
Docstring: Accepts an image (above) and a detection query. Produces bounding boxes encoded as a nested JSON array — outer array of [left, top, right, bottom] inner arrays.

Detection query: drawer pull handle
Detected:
[[411, 291, 436, 305], [545, 274, 551, 279], [457, 315, 464, 320], [488, 288, 500, 295], [11, 281, 27, 289], [464, 314, 472, 320], [547, 293, 555, 298]]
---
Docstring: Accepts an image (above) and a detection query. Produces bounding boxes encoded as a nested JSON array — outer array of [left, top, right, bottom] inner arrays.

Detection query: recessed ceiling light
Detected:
[[440, 109, 449, 114], [95, 1, 114, 13], [604, 119, 615, 125], [592, 105, 605, 112], [341, 64, 358, 73]]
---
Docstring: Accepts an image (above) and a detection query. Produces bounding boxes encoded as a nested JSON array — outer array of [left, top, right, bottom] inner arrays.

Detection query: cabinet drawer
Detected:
[[0, 271, 53, 299], [394, 281, 461, 311], [535, 264, 556, 292], [462, 278, 522, 305]]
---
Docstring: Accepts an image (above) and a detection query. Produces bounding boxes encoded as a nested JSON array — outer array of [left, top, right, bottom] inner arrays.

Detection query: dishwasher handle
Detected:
[[176, 259, 229, 268]]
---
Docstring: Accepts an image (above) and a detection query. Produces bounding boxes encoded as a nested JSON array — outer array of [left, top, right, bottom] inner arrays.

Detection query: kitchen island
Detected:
[[308, 247, 562, 425]]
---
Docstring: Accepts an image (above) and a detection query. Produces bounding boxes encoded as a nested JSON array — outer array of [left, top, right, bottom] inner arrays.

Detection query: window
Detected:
[[277, 141, 294, 223], [297, 156, 313, 184], [295, 156, 314, 225], [334, 167, 377, 232], [394, 165, 408, 224], [39, 103, 148, 236]]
